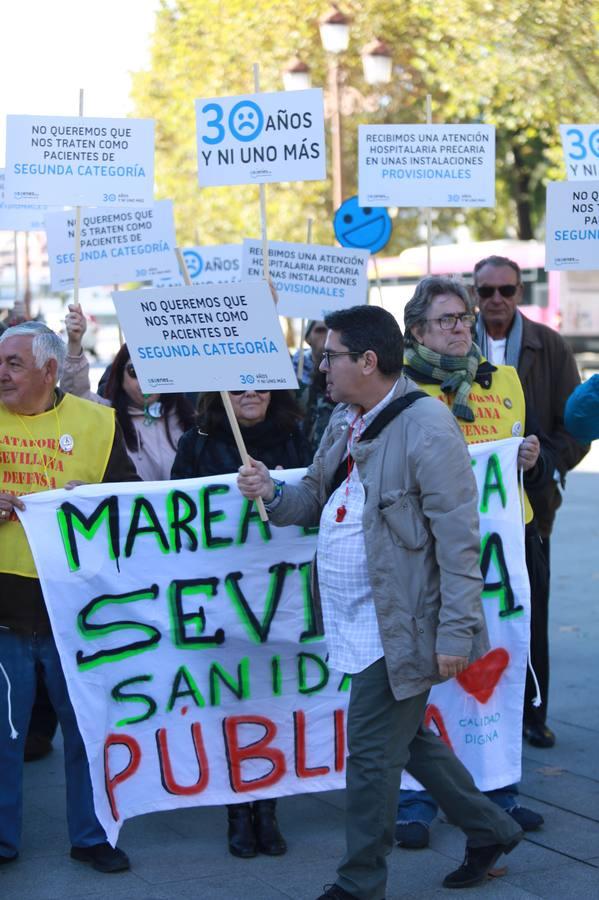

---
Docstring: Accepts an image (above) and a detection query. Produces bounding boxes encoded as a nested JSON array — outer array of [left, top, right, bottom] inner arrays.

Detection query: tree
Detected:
[[131, 0, 599, 251]]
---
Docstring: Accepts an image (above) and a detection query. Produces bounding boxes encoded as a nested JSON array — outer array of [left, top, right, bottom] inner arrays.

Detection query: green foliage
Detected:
[[131, 0, 599, 250]]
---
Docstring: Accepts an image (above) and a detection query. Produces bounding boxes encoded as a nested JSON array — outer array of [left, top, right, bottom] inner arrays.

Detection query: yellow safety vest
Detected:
[[0, 392, 115, 577], [410, 364, 533, 523]]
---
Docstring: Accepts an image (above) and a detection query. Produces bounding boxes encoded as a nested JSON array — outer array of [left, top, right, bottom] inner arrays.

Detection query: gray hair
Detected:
[[0, 321, 66, 379], [403, 276, 474, 347]]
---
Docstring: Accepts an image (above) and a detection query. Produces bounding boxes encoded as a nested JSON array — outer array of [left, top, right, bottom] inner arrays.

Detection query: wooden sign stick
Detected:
[[175, 247, 269, 522], [425, 94, 433, 276], [253, 64, 270, 284], [73, 89, 85, 310], [296, 217, 313, 383]]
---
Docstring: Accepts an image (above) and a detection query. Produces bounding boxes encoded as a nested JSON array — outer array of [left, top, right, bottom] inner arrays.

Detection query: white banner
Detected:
[[545, 180, 599, 271], [403, 437, 529, 792], [242, 240, 369, 319], [195, 90, 326, 186], [0, 169, 47, 231], [153, 244, 242, 288], [560, 124, 599, 181], [4, 116, 154, 207], [112, 280, 298, 393], [358, 124, 495, 208], [17, 439, 528, 843], [45, 200, 177, 290]]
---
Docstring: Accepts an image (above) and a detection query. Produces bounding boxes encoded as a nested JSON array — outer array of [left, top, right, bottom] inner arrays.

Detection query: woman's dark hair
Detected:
[[197, 389, 304, 434], [105, 343, 195, 451]]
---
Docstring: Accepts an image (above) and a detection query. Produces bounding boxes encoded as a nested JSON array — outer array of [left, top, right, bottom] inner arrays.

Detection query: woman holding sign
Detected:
[[62, 306, 195, 480], [395, 275, 553, 850], [172, 387, 312, 859]]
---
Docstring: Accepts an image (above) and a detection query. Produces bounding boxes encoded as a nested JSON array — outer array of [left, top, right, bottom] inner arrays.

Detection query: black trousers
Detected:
[[524, 531, 550, 728]]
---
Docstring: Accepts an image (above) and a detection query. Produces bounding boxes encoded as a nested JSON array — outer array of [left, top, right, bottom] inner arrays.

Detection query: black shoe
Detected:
[[227, 803, 257, 858], [508, 805, 544, 831], [316, 885, 360, 900], [70, 842, 130, 873], [395, 821, 430, 849], [24, 733, 53, 762], [442, 834, 523, 888], [523, 723, 556, 748], [0, 853, 18, 866], [253, 799, 287, 855]]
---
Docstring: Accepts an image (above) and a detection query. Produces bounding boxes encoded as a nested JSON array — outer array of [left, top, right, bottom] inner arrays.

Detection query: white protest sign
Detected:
[[196, 89, 326, 186], [4, 116, 154, 206], [45, 200, 177, 290], [545, 180, 599, 270], [242, 239, 369, 319], [0, 169, 47, 231], [403, 438, 529, 792], [18, 470, 343, 847], [358, 124, 495, 207], [16, 439, 528, 843], [112, 280, 298, 393], [153, 244, 242, 288], [560, 125, 599, 181]]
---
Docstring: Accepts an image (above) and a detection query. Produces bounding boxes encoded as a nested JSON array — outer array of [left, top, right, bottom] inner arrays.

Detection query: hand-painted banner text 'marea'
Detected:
[[18, 440, 528, 844]]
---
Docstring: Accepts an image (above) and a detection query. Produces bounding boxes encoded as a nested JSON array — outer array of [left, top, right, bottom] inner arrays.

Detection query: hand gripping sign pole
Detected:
[[296, 217, 313, 384], [174, 247, 269, 523]]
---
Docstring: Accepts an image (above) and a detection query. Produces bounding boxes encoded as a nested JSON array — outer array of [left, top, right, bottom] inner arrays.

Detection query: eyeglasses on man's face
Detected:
[[320, 349, 364, 368], [475, 284, 519, 299], [425, 313, 476, 331]]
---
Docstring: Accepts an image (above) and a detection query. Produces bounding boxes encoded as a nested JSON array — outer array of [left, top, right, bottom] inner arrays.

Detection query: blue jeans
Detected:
[[0, 630, 106, 858], [397, 784, 519, 825]]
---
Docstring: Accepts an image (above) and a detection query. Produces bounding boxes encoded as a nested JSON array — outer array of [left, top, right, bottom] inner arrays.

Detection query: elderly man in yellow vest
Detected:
[[0, 321, 138, 871], [395, 275, 553, 850]]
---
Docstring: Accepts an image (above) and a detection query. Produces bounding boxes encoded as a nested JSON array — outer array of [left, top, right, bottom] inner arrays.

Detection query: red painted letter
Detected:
[[156, 723, 210, 795], [223, 715, 286, 792], [293, 710, 330, 778], [104, 733, 142, 821]]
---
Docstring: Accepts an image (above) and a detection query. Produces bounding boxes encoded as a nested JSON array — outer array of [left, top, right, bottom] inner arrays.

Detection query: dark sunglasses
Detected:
[[230, 389, 270, 396], [475, 284, 519, 299], [125, 363, 137, 378]]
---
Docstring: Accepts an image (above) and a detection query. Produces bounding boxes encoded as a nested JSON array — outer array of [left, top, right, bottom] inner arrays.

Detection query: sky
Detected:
[[1, 0, 161, 165]]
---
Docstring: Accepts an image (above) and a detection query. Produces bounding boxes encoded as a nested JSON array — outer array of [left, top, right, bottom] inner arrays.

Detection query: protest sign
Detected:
[[242, 240, 369, 319], [560, 125, 599, 181], [403, 437, 529, 792], [112, 280, 298, 393], [195, 89, 326, 186], [545, 180, 599, 270], [358, 124, 495, 208], [17, 439, 528, 843], [4, 116, 154, 207], [0, 168, 47, 231], [153, 244, 242, 288], [45, 200, 177, 290]]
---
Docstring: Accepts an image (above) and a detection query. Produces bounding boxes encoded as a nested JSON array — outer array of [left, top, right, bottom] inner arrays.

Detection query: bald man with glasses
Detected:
[[473, 255, 588, 749]]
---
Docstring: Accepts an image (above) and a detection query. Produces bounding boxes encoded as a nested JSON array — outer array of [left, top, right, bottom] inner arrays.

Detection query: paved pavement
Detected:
[[2, 447, 599, 900]]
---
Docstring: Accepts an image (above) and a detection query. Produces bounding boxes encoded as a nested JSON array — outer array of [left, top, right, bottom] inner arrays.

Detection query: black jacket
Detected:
[[171, 416, 313, 479]]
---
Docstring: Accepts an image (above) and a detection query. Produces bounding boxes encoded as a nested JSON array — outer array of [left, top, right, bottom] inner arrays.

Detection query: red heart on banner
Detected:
[[456, 648, 510, 703]]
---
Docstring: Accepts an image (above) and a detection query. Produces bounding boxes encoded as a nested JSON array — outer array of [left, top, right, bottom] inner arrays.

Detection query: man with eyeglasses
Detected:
[[238, 305, 523, 899], [473, 255, 588, 748]]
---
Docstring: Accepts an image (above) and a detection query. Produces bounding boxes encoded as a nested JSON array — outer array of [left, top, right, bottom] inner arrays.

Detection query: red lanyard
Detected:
[[335, 412, 364, 523]]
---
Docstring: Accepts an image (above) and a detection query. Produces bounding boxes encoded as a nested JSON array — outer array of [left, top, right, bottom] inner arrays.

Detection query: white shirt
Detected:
[[487, 336, 507, 366], [316, 382, 399, 674]]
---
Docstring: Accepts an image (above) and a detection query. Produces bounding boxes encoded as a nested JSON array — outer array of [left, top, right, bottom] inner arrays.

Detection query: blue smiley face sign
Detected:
[[333, 196, 393, 254], [182, 249, 203, 280], [228, 100, 264, 142]]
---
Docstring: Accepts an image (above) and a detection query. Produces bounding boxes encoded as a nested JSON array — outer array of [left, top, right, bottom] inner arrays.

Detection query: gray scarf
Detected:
[[476, 309, 523, 368]]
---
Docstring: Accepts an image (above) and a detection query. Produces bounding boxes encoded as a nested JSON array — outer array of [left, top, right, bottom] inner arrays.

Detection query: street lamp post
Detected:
[[284, 7, 393, 211], [319, 4, 350, 211]]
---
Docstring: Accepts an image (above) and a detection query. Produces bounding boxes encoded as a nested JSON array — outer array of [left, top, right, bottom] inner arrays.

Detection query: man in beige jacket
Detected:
[[238, 305, 522, 900]]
